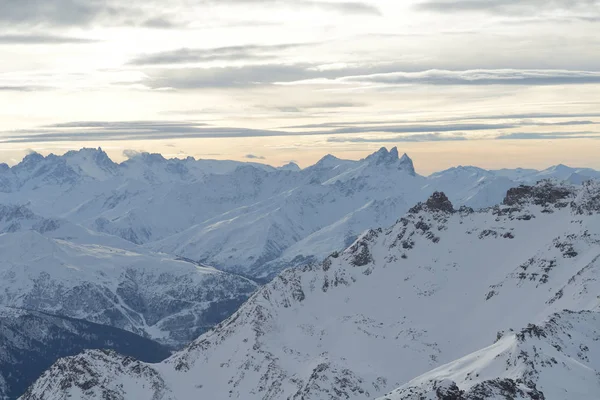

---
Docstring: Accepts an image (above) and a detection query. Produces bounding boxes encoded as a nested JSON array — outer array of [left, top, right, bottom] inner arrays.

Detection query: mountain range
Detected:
[[20, 180, 600, 399], [2, 147, 598, 281], [1, 147, 600, 399]]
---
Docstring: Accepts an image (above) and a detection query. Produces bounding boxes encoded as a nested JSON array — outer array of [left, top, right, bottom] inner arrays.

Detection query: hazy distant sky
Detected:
[[1, 0, 599, 172]]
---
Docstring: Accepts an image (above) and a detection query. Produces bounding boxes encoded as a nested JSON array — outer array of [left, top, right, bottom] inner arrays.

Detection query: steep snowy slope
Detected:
[[0, 231, 257, 348], [148, 148, 426, 277], [0, 306, 170, 400], [21, 181, 600, 400], [379, 310, 600, 400], [427, 166, 517, 209]]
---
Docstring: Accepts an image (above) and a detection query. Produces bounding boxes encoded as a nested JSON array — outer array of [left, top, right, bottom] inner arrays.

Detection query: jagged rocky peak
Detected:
[[140, 152, 168, 164], [365, 147, 416, 175], [16, 151, 45, 169], [410, 191, 454, 214], [503, 180, 574, 207], [426, 192, 454, 212]]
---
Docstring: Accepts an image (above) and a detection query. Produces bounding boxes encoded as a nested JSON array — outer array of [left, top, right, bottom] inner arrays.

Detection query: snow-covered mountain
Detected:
[[0, 226, 257, 348], [21, 180, 600, 399], [0, 306, 170, 400], [1, 147, 597, 281]]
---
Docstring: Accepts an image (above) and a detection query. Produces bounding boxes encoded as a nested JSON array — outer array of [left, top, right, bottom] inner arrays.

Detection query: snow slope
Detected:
[[0, 229, 257, 348], [20, 180, 600, 400]]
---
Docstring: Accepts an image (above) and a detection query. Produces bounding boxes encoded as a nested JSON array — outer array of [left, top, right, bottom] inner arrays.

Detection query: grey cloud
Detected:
[[245, 154, 266, 159], [0, 85, 47, 92], [268, 101, 366, 113], [305, 1, 381, 15], [415, 0, 600, 16], [0, 0, 378, 28], [123, 149, 142, 158], [145, 64, 316, 89], [284, 116, 600, 130], [213, 0, 380, 15], [142, 64, 600, 90], [0, 0, 181, 28], [44, 120, 210, 129], [497, 131, 600, 140], [4, 119, 598, 144], [338, 69, 600, 86], [0, 120, 516, 144], [141, 62, 434, 89], [328, 133, 468, 143], [0, 34, 97, 44], [322, 123, 517, 135], [129, 43, 311, 66]]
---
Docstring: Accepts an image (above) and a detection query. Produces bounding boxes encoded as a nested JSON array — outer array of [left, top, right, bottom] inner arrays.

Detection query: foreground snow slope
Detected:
[[21, 180, 600, 400], [379, 310, 600, 400]]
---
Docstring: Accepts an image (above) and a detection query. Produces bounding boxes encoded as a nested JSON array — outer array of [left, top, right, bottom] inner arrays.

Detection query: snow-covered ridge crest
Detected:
[[20, 180, 600, 400], [379, 310, 600, 400]]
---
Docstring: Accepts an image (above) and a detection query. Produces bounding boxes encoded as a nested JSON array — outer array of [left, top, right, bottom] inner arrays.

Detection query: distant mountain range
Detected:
[[1, 147, 598, 281]]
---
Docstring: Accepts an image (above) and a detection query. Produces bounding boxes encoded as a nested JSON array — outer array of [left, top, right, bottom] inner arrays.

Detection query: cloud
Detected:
[[0, 85, 47, 92], [3, 119, 598, 144], [129, 43, 312, 66], [304, 1, 381, 15], [284, 115, 600, 129], [497, 131, 600, 140], [328, 133, 468, 143], [0, 120, 514, 143], [320, 69, 600, 86], [0, 34, 98, 44], [0, 0, 182, 28], [139, 61, 418, 89], [123, 149, 142, 158], [266, 101, 367, 113], [0, 0, 379, 28], [245, 154, 266, 159], [144, 64, 316, 89], [217, 0, 381, 15], [322, 122, 517, 134], [415, 0, 600, 16], [159, 65, 600, 90]]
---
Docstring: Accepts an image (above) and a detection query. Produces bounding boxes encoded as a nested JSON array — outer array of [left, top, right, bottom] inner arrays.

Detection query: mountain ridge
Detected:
[[20, 180, 600, 400]]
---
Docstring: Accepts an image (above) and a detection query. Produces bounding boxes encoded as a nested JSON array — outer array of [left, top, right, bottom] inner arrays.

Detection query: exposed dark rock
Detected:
[[410, 192, 454, 214], [504, 182, 572, 207]]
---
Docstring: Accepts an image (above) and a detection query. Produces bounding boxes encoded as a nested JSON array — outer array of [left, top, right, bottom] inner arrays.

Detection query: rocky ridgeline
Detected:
[[17, 180, 600, 400]]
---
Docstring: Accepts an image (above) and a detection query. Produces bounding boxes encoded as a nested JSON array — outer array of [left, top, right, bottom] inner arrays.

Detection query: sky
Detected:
[[1, 0, 599, 173]]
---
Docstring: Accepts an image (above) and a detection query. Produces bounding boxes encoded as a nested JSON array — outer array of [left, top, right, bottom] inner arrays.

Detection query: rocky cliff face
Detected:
[[20, 181, 600, 400]]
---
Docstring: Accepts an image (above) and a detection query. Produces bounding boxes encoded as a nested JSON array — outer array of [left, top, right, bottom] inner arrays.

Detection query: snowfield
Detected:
[[19, 180, 600, 400]]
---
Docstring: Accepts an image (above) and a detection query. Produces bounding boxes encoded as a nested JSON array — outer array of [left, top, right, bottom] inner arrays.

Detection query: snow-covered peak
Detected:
[[278, 162, 301, 172], [399, 153, 416, 176], [364, 147, 416, 175]]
